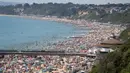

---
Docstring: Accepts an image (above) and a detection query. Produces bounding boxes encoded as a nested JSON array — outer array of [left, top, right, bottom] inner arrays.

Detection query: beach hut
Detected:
[[95, 44, 113, 48], [101, 39, 123, 45], [95, 39, 123, 53]]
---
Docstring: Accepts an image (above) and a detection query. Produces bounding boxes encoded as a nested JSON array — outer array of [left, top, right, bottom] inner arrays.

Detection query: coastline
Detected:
[[0, 14, 91, 27], [0, 14, 125, 50], [0, 14, 126, 73]]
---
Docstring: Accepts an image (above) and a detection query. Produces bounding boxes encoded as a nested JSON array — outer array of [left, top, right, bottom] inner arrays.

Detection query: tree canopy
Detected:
[[0, 3, 130, 23]]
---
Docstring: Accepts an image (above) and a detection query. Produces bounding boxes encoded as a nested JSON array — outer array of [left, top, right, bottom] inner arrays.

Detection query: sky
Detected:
[[0, 0, 130, 4]]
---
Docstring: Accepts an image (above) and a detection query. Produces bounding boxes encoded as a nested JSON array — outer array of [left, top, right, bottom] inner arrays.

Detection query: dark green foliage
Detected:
[[0, 5, 16, 14], [0, 3, 130, 24], [23, 3, 30, 8], [81, 10, 130, 24], [0, 3, 79, 16], [22, 3, 79, 17], [119, 28, 130, 41], [15, 4, 23, 8], [90, 29, 130, 73]]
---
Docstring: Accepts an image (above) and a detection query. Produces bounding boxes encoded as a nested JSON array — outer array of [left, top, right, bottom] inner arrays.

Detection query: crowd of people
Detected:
[[43, 21, 124, 52], [0, 55, 96, 73], [0, 18, 125, 73]]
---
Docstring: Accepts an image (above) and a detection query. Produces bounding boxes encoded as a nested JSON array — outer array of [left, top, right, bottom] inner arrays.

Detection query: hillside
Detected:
[[90, 28, 130, 73], [77, 9, 130, 24], [0, 3, 130, 24]]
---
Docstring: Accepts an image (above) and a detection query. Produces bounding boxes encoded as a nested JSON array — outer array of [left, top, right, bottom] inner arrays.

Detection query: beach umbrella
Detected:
[[35, 60, 40, 63], [80, 45, 85, 49], [42, 69, 47, 72], [10, 61, 16, 65], [23, 64, 26, 67], [46, 66, 54, 71], [40, 61, 45, 64], [18, 60, 24, 63]]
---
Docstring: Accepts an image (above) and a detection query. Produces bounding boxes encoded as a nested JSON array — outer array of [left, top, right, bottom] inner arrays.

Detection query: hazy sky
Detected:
[[0, 0, 130, 4]]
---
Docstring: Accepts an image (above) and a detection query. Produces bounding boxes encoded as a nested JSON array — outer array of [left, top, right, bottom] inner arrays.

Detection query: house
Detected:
[[78, 11, 89, 17]]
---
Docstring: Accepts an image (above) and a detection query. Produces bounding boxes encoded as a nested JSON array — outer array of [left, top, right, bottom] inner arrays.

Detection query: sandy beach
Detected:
[[10, 15, 125, 51], [0, 14, 126, 73]]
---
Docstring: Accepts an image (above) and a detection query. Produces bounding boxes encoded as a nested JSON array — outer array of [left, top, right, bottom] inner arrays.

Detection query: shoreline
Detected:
[[0, 14, 92, 28], [0, 14, 90, 50], [0, 14, 126, 73], [0, 14, 125, 50]]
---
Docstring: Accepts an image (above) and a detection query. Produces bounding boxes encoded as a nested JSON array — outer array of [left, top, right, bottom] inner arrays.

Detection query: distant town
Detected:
[[0, 2, 130, 73], [0, 2, 130, 23]]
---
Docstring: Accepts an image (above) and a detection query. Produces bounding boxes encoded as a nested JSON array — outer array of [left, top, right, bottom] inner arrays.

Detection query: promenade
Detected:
[[0, 16, 125, 73], [0, 52, 96, 57]]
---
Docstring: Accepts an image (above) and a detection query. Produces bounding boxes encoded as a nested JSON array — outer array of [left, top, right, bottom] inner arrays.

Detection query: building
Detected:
[[95, 39, 123, 53]]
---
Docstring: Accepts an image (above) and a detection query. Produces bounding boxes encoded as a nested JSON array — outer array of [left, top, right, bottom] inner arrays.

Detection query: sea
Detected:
[[0, 16, 88, 50]]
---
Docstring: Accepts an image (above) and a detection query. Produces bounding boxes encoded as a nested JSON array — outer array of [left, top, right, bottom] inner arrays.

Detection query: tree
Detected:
[[15, 4, 23, 8], [24, 3, 30, 8]]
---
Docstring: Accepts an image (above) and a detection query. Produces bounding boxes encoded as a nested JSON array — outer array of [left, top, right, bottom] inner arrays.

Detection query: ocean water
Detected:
[[0, 16, 88, 50]]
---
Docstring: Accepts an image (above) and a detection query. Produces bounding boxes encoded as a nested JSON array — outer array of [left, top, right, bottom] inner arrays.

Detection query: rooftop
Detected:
[[101, 39, 124, 45]]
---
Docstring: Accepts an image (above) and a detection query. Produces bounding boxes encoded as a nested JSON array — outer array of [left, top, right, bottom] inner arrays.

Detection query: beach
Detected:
[[18, 15, 125, 51], [0, 15, 126, 73]]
